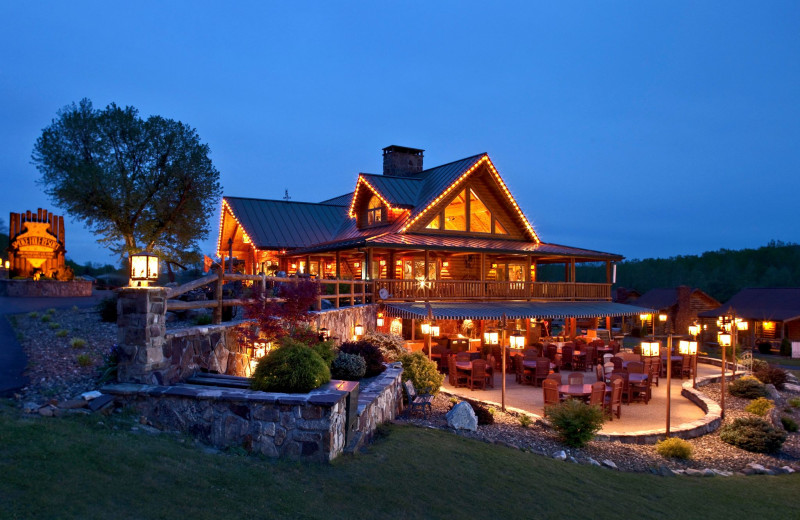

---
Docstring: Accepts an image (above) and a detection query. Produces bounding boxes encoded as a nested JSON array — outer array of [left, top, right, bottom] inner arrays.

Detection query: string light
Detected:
[[348, 175, 402, 218], [217, 199, 256, 257]]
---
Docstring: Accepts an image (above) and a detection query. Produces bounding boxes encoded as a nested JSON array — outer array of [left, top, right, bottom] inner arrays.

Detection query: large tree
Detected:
[[32, 99, 222, 268]]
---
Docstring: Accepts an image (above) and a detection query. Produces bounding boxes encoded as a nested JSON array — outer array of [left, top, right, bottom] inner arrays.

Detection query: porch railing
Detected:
[[373, 279, 611, 301]]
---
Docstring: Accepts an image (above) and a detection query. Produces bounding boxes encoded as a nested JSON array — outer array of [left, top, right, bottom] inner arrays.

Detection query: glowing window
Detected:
[[444, 190, 467, 231], [367, 195, 383, 225], [469, 189, 491, 233], [425, 215, 441, 229], [494, 219, 508, 234]]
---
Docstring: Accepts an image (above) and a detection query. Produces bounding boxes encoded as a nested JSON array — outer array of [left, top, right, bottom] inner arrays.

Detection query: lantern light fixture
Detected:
[[318, 327, 330, 340], [129, 252, 159, 287], [354, 324, 364, 337], [659, 314, 668, 322], [379, 260, 386, 266], [353, 262, 360, 268], [376, 312, 384, 327], [641, 341, 660, 357], [484, 329, 499, 345], [509, 330, 525, 349], [688, 323, 701, 337], [442, 261, 449, 268], [678, 340, 698, 356], [430, 324, 440, 337], [3, 260, 9, 269], [421, 321, 431, 336], [718, 332, 732, 347], [736, 319, 748, 331], [639, 313, 651, 321]]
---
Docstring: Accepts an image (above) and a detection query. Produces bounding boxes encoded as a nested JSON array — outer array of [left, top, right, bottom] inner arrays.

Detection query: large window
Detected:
[[469, 189, 491, 233], [444, 189, 467, 231], [366, 195, 384, 225], [424, 186, 509, 235]]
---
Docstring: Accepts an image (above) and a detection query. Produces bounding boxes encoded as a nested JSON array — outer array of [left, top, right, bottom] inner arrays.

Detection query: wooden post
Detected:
[[213, 264, 224, 325], [335, 251, 341, 279]]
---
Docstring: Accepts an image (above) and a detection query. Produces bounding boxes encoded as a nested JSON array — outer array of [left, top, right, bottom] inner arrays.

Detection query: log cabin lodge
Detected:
[[217, 146, 650, 345]]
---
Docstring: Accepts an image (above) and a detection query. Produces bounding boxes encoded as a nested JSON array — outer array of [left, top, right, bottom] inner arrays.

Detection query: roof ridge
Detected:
[[411, 152, 487, 177], [224, 195, 345, 208]]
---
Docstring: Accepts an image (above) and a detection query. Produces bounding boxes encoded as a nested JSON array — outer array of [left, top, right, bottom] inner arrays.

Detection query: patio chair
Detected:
[[582, 346, 596, 372], [595, 363, 606, 384], [627, 361, 645, 374], [448, 355, 468, 388], [543, 379, 560, 415], [534, 357, 550, 387], [630, 374, 651, 404], [604, 378, 623, 420], [568, 373, 584, 385], [610, 372, 631, 404], [468, 360, 487, 390], [680, 355, 692, 379], [561, 345, 574, 371], [403, 380, 433, 418], [546, 372, 563, 385], [515, 356, 533, 385], [588, 381, 606, 406], [485, 355, 495, 388], [648, 357, 660, 387], [611, 356, 623, 372]]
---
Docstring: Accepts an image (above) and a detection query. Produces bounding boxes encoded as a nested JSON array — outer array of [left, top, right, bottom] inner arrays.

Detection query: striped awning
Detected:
[[383, 301, 656, 321]]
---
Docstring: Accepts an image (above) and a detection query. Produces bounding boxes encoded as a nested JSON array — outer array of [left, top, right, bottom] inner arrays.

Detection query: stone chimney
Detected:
[[382, 145, 424, 177]]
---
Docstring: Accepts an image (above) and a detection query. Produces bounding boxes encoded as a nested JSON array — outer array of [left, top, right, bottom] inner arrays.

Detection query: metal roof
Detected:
[[384, 301, 655, 320], [405, 153, 486, 221], [698, 288, 800, 322], [359, 174, 421, 207], [224, 197, 346, 249], [319, 192, 352, 207]]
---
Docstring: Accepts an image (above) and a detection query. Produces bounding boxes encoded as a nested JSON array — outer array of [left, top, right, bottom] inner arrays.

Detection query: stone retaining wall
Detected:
[[314, 304, 378, 344], [0, 279, 92, 297]]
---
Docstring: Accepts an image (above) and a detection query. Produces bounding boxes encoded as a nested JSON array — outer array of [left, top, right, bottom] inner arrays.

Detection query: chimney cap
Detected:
[[382, 145, 424, 156]]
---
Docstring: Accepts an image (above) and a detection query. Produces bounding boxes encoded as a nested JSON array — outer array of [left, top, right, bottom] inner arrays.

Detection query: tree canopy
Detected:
[[32, 99, 222, 267]]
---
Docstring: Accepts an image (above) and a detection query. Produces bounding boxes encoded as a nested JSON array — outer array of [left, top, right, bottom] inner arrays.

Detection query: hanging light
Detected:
[[421, 321, 431, 335], [718, 332, 732, 347], [510, 330, 525, 349], [129, 252, 159, 287], [430, 324, 440, 337], [641, 341, 660, 357]]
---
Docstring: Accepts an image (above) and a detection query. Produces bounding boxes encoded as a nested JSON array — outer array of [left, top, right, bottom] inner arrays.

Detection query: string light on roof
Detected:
[[217, 199, 256, 257], [348, 175, 400, 218]]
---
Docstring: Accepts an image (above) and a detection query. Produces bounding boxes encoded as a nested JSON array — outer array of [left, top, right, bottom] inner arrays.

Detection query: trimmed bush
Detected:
[[780, 338, 791, 357], [330, 352, 366, 380], [518, 414, 533, 428], [751, 358, 769, 372], [719, 417, 787, 453], [399, 351, 444, 396], [362, 331, 407, 362], [40, 314, 52, 323], [754, 365, 787, 390], [757, 341, 772, 355], [728, 376, 767, 399], [469, 402, 494, 425], [745, 397, 774, 417], [27, 311, 39, 319], [98, 296, 117, 323], [546, 399, 605, 448], [339, 340, 385, 377], [310, 340, 336, 367], [48, 322, 60, 330], [656, 437, 693, 459], [781, 416, 798, 433], [251, 339, 330, 393]]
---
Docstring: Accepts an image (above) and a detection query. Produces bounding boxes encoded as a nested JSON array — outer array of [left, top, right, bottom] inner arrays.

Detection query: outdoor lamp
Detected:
[[736, 319, 748, 331], [718, 332, 731, 347], [639, 313, 649, 321], [354, 324, 364, 337], [510, 330, 525, 349], [421, 321, 431, 335], [3, 260, 8, 269], [376, 313, 384, 327], [430, 324, 440, 337], [679, 340, 698, 355], [688, 324, 700, 337], [488, 330, 499, 345], [318, 327, 330, 341], [253, 340, 270, 359], [130, 252, 158, 287], [641, 341, 660, 357], [659, 314, 668, 322]]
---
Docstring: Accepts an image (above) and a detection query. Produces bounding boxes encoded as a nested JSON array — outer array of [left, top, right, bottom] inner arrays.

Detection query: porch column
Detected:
[[335, 251, 341, 279], [424, 249, 430, 300], [526, 255, 532, 300], [480, 253, 486, 298], [366, 248, 373, 280]]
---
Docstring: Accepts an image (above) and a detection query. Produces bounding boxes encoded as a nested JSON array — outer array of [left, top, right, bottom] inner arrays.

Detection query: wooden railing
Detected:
[[373, 280, 611, 301]]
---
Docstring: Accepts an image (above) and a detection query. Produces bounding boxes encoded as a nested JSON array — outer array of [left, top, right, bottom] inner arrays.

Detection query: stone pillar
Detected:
[[116, 288, 168, 384]]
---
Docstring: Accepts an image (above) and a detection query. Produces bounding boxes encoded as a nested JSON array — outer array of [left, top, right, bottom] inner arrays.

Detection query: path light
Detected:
[[130, 252, 158, 287], [354, 324, 364, 338], [318, 327, 330, 341], [376, 312, 384, 327]]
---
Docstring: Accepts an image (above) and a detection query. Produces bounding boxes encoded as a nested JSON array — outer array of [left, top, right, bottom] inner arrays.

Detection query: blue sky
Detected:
[[1, 2, 798, 265]]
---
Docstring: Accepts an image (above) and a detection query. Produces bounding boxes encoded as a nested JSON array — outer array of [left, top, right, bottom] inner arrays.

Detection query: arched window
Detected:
[[366, 195, 384, 225]]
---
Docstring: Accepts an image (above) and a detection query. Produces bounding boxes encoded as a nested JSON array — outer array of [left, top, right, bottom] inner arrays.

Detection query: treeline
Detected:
[[538, 241, 800, 302]]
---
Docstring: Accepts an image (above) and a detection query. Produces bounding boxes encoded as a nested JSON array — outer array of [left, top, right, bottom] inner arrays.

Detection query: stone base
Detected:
[[0, 279, 93, 297]]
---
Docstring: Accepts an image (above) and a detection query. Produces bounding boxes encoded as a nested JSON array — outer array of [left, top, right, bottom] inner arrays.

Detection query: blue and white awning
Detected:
[[384, 301, 655, 321]]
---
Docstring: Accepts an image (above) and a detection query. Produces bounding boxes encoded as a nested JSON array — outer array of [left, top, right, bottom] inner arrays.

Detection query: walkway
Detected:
[[0, 289, 111, 396], [442, 362, 722, 434]]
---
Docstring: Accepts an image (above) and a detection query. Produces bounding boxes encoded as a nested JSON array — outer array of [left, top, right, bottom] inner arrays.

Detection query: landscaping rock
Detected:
[[701, 468, 716, 477], [81, 390, 103, 401], [658, 465, 675, 477], [587, 458, 601, 467], [602, 459, 617, 470], [781, 466, 795, 474], [685, 468, 704, 477], [446, 402, 478, 432], [568, 456, 579, 464], [87, 394, 115, 412], [58, 399, 88, 409], [552, 450, 567, 461], [38, 405, 55, 417], [23, 402, 40, 414]]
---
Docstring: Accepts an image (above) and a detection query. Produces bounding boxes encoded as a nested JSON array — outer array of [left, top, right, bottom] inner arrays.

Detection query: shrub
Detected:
[[339, 340, 385, 377], [751, 358, 769, 372], [757, 341, 772, 355], [362, 331, 407, 362], [398, 351, 444, 395], [719, 417, 787, 453], [781, 416, 798, 433], [518, 414, 533, 428], [46, 308, 56, 315], [40, 314, 52, 323], [250, 339, 330, 393], [27, 311, 39, 318], [194, 314, 212, 325], [728, 376, 766, 399], [310, 340, 336, 367], [745, 397, 774, 417], [754, 366, 787, 390], [470, 402, 494, 425], [789, 397, 800, 408], [656, 437, 693, 459], [48, 322, 60, 330], [98, 296, 117, 323], [330, 352, 366, 380], [546, 399, 605, 448], [56, 329, 68, 338], [780, 338, 791, 357], [76, 353, 92, 367], [70, 337, 87, 349], [98, 344, 121, 384]]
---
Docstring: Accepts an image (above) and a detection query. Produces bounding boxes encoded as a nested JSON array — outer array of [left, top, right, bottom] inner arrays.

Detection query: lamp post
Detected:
[[688, 322, 701, 388], [664, 321, 673, 438], [499, 313, 508, 411], [716, 310, 738, 420]]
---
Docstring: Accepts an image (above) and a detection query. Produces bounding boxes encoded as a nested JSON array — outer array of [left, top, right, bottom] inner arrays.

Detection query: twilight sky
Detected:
[[1, 2, 798, 266]]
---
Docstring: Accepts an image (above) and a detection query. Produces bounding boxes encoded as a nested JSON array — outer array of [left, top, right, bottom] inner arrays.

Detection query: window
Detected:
[[444, 189, 467, 231], [366, 195, 384, 225], [494, 219, 507, 234], [425, 215, 441, 229], [469, 189, 491, 233]]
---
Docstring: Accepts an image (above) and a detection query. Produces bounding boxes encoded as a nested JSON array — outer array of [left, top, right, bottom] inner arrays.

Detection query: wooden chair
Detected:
[[630, 374, 651, 404], [604, 378, 623, 420], [583, 346, 596, 372], [610, 372, 631, 404], [534, 357, 550, 387], [468, 360, 487, 390], [610, 340, 621, 354], [546, 372, 563, 385], [448, 355, 467, 388], [568, 373, 584, 385], [595, 363, 606, 384], [515, 356, 533, 385], [561, 344, 574, 370], [455, 352, 471, 362], [543, 379, 560, 415], [627, 361, 645, 374], [403, 380, 433, 417], [611, 356, 623, 372], [545, 344, 558, 364], [485, 355, 495, 388], [680, 355, 692, 379], [648, 357, 660, 387], [588, 381, 605, 406]]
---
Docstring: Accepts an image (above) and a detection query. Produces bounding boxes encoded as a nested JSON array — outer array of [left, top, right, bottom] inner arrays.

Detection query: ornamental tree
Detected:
[[32, 98, 222, 268]]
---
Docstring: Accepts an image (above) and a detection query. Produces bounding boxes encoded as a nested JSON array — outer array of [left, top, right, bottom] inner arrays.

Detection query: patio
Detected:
[[441, 360, 722, 435]]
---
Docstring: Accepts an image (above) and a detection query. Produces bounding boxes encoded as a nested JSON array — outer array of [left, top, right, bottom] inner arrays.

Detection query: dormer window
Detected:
[[366, 195, 384, 226], [423, 187, 509, 235]]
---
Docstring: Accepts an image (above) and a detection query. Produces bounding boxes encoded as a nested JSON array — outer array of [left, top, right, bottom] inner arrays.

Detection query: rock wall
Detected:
[[314, 304, 378, 344], [0, 279, 92, 297]]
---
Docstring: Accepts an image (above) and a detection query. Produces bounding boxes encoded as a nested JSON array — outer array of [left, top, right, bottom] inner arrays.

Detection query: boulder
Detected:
[[446, 402, 478, 431], [601, 459, 618, 470], [552, 450, 566, 461]]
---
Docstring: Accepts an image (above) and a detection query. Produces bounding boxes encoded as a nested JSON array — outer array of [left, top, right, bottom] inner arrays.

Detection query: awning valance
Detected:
[[383, 301, 656, 321]]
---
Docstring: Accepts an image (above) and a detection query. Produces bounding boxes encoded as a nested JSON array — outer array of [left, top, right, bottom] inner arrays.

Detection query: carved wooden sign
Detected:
[[8, 209, 66, 278]]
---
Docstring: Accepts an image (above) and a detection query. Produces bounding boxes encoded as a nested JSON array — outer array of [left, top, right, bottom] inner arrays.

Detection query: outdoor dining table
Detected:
[[627, 373, 648, 384], [522, 360, 556, 371], [557, 384, 594, 399]]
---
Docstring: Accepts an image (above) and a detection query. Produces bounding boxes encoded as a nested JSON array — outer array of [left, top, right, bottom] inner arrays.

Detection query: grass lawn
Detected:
[[1, 399, 799, 520]]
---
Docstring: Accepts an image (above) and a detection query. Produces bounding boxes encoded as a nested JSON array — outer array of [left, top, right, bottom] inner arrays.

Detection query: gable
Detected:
[[405, 158, 536, 241]]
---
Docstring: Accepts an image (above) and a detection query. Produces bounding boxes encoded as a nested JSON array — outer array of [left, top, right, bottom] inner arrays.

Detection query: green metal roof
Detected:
[[359, 173, 421, 207], [384, 301, 655, 320]]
